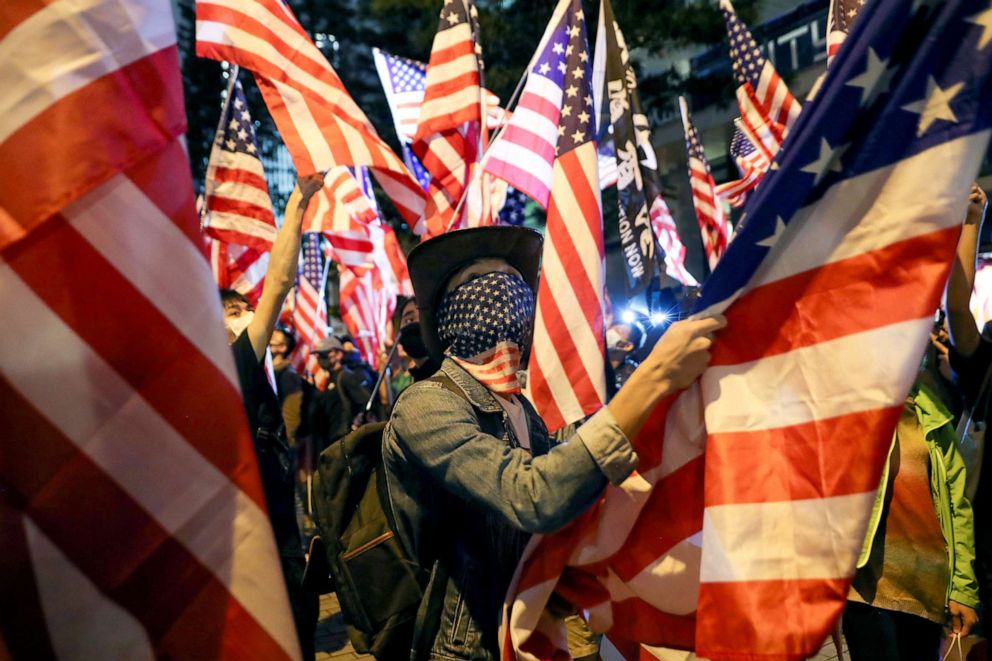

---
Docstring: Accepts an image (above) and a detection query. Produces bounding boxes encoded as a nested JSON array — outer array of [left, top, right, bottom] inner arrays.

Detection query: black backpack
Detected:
[[311, 375, 463, 659]]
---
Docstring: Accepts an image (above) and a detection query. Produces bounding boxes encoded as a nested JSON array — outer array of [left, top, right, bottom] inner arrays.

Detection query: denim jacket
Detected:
[[383, 358, 636, 660]]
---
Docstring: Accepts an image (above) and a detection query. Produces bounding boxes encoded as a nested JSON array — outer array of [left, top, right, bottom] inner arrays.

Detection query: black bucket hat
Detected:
[[408, 226, 543, 362]]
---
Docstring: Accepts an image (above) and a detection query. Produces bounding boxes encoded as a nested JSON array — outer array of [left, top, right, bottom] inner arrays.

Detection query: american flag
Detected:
[[0, 1, 298, 658], [413, 0, 489, 238], [514, 0, 606, 433], [372, 48, 433, 191], [203, 72, 277, 251], [828, 0, 867, 64], [195, 0, 426, 226], [499, 187, 530, 225], [209, 236, 270, 306], [680, 97, 730, 270], [715, 121, 772, 208], [649, 195, 699, 287], [292, 233, 330, 383], [720, 0, 801, 165], [504, 0, 992, 658], [304, 167, 378, 269], [339, 265, 396, 368]]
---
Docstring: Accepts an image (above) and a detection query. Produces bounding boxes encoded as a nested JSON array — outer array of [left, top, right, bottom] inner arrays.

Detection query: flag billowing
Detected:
[[721, 0, 801, 165], [504, 1, 992, 659], [196, 0, 426, 225], [0, 1, 298, 658]]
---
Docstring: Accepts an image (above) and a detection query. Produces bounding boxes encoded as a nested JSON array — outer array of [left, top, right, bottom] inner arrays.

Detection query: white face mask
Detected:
[[605, 328, 623, 350], [226, 310, 254, 339]]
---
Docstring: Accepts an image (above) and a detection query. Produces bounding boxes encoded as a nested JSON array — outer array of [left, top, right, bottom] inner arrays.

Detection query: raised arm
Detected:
[[246, 173, 325, 360], [945, 183, 987, 358]]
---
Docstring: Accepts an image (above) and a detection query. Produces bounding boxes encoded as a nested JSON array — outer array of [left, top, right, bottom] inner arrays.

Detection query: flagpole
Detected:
[[445, 0, 572, 230]]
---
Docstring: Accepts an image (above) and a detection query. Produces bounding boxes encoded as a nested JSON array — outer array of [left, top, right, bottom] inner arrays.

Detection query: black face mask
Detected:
[[398, 322, 429, 359]]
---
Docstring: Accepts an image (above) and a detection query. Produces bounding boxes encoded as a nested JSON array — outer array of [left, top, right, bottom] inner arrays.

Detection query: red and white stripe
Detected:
[[679, 98, 730, 270], [339, 265, 396, 367], [526, 141, 607, 433], [204, 150, 278, 250], [720, 0, 801, 163], [452, 343, 524, 394], [0, 1, 298, 657], [484, 73, 563, 208], [291, 270, 329, 386], [195, 0, 425, 225], [649, 195, 698, 287], [303, 166, 379, 269], [210, 236, 270, 306], [413, 0, 485, 238], [504, 127, 988, 661]]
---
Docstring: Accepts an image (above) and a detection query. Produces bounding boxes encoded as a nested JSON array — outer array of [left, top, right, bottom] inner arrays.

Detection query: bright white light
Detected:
[[651, 312, 670, 326], [620, 310, 636, 324]]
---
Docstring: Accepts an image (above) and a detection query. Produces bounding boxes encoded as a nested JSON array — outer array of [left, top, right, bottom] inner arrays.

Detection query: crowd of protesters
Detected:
[[219, 174, 992, 661]]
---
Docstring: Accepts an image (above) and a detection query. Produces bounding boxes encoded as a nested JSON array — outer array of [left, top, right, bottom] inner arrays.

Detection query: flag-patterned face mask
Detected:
[[437, 271, 534, 394]]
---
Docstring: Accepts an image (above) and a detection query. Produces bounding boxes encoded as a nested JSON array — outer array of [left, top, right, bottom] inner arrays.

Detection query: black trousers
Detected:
[[842, 600, 943, 661]]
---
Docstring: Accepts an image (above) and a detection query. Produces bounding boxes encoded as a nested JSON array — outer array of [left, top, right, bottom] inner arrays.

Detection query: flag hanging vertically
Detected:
[[196, 0, 425, 225], [291, 233, 330, 384], [203, 71, 277, 251], [0, 1, 299, 658], [591, 0, 659, 294], [720, 0, 801, 164], [680, 97, 730, 270], [504, 1, 992, 659], [339, 265, 396, 368], [413, 0, 488, 238], [508, 0, 606, 433]]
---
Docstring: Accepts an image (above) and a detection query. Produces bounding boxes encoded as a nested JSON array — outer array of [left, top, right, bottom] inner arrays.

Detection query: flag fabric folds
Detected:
[[720, 0, 801, 165], [519, 0, 607, 433], [714, 120, 773, 208], [372, 48, 433, 191], [413, 0, 489, 238], [591, 0, 659, 294], [679, 97, 730, 270], [291, 233, 330, 385], [483, 2, 580, 209], [195, 0, 425, 225], [303, 166, 379, 269], [828, 0, 867, 64], [203, 72, 277, 251], [504, 1, 992, 659], [210, 236, 270, 306], [0, 1, 299, 658], [649, 195, 699, 287], [592, 0, 698, 290]]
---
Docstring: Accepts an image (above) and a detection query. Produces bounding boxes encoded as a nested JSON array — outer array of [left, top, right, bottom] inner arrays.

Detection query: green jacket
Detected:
[[857, 382, 980, 609]]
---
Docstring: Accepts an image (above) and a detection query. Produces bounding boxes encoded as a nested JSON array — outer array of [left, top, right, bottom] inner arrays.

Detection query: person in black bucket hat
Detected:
[[381, 225, 726, 660]]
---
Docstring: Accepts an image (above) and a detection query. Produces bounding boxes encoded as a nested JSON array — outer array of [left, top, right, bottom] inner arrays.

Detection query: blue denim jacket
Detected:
[[383, 358, 636, 660]]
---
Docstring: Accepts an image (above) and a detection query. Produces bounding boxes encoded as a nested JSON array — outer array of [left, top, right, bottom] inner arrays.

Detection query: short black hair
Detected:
[[219, 288, 250, 308], [273, 325, 297, 353]]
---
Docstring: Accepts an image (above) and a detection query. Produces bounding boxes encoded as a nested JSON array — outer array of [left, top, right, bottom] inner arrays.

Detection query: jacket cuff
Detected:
[[576, 407, 637, 485], [949, 587, 981, 610]]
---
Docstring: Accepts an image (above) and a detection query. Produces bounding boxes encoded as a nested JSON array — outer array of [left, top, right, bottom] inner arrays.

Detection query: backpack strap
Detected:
[[427, 372, 470, 404]]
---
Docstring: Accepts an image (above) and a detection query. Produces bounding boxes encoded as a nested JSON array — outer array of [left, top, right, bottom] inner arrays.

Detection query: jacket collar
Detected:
[[440, 357, 504, 413]]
